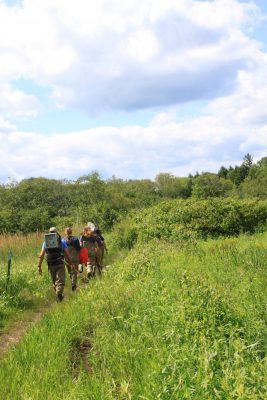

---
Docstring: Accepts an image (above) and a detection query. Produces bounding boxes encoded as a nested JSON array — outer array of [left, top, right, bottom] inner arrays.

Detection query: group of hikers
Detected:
[[37, 222, 107, 302]]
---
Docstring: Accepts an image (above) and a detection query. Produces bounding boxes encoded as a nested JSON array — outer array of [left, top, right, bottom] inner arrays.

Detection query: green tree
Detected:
[[74, 171, 107, 204], [241, 157, 267, 198], [228, 154, 253, 186], [123, 179, 157, 206], [243, 153, 253, 169], [12, 177, 69, 218], [192, 173, 233, 199], [0, 208, 17, 233], [218, 166, 228, 179], [18, 208, 50, 233], [155, 173, 191, 198]]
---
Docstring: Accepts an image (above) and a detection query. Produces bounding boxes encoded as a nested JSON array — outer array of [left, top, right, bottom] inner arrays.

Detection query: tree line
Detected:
[[0, 154, 266, 234]]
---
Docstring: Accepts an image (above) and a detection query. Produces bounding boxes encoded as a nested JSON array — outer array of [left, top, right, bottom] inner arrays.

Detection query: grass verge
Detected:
[[0, 233, 266, 399]]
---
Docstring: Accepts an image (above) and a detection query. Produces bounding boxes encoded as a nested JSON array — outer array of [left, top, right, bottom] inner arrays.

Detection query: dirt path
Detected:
[[0, 303, 52, 360], [0, 266, 112, 360]]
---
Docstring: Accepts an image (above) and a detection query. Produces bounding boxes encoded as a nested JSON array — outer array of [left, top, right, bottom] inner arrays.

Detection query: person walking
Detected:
[[37, 227, 74, 301], [62, 226, 81, 291], [80, 226, 101, 279], [94, 226, 107, 271]]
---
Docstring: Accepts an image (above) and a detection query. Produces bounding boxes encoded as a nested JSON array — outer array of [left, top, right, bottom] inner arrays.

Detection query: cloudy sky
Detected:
[[0, 0, 267, 182]]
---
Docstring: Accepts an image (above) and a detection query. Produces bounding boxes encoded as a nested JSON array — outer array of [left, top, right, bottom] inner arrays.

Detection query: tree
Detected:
[[241, 156, 267, 198], [218, 166, 228, 179], [155, 173, 191, 198], [123, 179, 157, 206], [18, 208, 50, 233], [192, 173, 233, 199], [13, 177, 69, 217], [74, 171, 107, 204], [228, 154, 253, 186], [243, 153, 253, 169]]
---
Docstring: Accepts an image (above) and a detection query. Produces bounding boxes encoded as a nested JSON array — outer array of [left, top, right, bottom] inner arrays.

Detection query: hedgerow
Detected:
[[110, 198, 267, 249]]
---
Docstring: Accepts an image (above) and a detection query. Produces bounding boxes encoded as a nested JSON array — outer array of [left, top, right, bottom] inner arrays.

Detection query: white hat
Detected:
[[87, 222, 95, 231], [49, 227, 57, 233]]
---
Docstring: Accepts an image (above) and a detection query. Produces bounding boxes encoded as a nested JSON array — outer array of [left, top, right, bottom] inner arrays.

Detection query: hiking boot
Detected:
[[57, 293, 64, 302], [71, 284, 77, 291]]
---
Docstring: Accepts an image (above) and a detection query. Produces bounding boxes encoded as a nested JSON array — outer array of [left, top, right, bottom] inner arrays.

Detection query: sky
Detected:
[[0, 0, 267, 182]]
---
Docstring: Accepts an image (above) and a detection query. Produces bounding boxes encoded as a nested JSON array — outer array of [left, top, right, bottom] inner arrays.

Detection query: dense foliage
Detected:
[[111, 198, 267, 249], [0, 155, 266, 233]]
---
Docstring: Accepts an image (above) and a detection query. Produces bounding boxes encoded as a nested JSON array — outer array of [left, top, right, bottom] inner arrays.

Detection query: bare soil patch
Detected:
[[0, 304, 51, 359]]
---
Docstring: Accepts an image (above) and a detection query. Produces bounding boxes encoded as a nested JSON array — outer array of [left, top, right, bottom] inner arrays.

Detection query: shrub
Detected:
[[111, 198, 267, 248]]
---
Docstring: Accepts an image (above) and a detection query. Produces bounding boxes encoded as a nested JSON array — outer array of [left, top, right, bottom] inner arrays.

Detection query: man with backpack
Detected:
[[37, 227, 74, 302], [62, 226, 81, 291]]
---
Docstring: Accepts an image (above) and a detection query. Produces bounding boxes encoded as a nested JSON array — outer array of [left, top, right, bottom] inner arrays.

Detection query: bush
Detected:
[[110, 219, 138, 250], [111, 198, 267, 248]]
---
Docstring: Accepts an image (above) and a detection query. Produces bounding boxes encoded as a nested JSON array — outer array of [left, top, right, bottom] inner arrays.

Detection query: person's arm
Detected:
[[64, 248, 75, 270], [37, 248, 46, 274]]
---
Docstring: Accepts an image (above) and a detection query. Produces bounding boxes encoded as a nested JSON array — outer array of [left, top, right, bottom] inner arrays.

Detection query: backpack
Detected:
[[65, 235, 81, 252], [95, 229, 105, 243], [44, 233, 63, 266]]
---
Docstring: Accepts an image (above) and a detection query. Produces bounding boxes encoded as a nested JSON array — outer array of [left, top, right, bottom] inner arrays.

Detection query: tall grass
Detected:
[[0, 232, 266, 399], [0, 230, 81, 329], [0, 228, 113, 329]]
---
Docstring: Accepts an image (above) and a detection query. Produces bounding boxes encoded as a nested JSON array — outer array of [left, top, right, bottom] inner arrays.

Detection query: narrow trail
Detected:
[[0, 299, 56, 360], [0, 283, 86, 360], [0, 265, 112, 360]]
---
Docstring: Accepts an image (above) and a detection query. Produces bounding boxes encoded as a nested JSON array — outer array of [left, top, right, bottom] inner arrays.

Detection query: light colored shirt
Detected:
[[41, 240, 67, 251]]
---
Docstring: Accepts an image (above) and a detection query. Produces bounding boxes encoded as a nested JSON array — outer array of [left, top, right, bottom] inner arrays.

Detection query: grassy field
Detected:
[[0, 231, 266, 399], [0, 232, 49, 329], [0, 229, 90, 331]]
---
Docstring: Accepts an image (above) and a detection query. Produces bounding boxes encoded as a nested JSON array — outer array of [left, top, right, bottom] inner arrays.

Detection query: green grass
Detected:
[[0, 229, 90, 329], [0, 233, 49, 328], [0, 232, 266, 399]]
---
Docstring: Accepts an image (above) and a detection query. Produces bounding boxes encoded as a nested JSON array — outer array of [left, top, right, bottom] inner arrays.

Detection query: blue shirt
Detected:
[[62, 236, 81, 251]]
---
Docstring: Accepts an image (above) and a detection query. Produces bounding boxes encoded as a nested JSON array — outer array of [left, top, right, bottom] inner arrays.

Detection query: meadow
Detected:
[[0, 232, 50, 329], [0, 227, 266, 399]]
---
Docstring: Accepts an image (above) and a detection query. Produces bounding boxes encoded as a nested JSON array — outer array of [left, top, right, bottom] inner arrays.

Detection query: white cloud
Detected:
[[0, 83, 41, 118], [0, 0, 266, 181], [0, 116, 16, 132], [0, 94, 266, 182], [205, 50, 267, 128], [124, 28, 159, 62], [0, 0, 262, 114]]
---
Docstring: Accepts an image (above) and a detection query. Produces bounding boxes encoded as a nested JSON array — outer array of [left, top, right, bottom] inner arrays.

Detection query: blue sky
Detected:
[[0, 0, 267, 181]]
